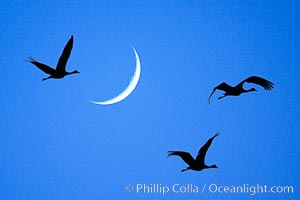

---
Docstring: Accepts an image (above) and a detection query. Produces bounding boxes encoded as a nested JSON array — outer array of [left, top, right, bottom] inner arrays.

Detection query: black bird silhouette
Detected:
[[28, 35, 79, 81], [208, 76, 274, 105], [167, 132, 219, 172]]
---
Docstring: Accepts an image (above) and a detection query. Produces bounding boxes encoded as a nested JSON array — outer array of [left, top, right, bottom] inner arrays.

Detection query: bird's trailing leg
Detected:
[[181, 168, 190, 172], [218, 95, 227, 100], [42, 76, 51, 81]]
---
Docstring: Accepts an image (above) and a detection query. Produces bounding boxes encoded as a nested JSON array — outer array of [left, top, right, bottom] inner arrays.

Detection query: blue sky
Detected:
[[0, 0, 299, 199]]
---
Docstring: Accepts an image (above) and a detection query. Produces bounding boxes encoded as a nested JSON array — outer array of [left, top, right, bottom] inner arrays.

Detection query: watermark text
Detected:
[[124, 183, 294, 196]]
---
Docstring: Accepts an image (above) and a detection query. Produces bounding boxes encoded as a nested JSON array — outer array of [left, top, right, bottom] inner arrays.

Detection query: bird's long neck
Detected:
[[205, 164, 218, 169], [66, 70, 79, 75], [206, 165, 215, 168], [67, 71, 76, 75]]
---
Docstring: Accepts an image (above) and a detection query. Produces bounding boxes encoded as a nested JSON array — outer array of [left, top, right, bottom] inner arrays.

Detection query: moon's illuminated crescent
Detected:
[[90, 46, 141, 105]]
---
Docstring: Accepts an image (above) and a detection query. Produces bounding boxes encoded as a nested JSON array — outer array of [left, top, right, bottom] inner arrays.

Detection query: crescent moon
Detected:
[[90, 46, 141, 105]]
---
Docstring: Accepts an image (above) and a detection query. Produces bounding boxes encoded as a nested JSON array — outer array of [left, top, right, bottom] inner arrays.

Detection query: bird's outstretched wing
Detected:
[[28, 56, 55, 75], [167, 151, 195, 166], [56, 35, 73, 72], [208, 82, 232, 105], [196, 132, 219, 165], [243, 76, 274, 90]]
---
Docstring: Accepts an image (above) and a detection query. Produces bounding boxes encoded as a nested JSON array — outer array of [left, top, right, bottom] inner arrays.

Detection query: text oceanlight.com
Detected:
[[125, 183, 294, 196]]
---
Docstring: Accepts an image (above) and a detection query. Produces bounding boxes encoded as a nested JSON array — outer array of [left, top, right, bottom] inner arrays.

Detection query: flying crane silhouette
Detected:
[[28, 35, 79, 81], [208, 76, 274, 105], [167, 132, 219, 172]]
